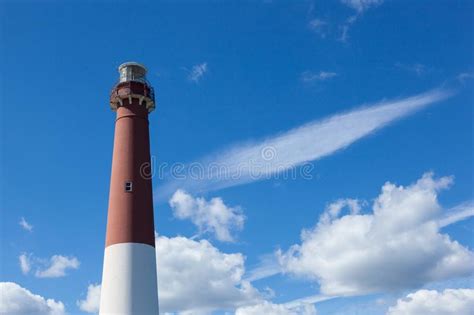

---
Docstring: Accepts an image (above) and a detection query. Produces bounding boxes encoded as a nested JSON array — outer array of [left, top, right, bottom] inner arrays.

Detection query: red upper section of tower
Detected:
[[104, 62, 156, 248]]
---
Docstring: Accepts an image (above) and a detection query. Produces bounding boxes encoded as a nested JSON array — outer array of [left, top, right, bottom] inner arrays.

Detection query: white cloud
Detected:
[[235, 301, 316, 315], [156, 88, 452, 200], [156, 235, 262, 313], [19, 253, 31, 275], [438, 202, 474, 228], [457, 72, 474, 84], [410, 64, 426, 76], [35, 255, 80, 278], [301, 71, 337, 82], [341, 0, 383, 12], [387, 288, 474, 315], [395, 62, 428, 76], [244, 254, 282, 282], [319, 198, 361, 224], [338, 14, 358, 42], [308, 19, 328, 38], [284, 294, 335, 309], [338, 1, 382, 41], [188, 62, 208, 82], [278, 173, 474, 295], [0, 282, 65, 315], [19, 217, 33, 232], [169, 190, 245, 242], [77, 284, 101, 313], [310, 1, 382, 41]]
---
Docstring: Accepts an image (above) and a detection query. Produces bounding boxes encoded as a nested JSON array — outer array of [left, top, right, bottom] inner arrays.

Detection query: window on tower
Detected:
[[124, 181, 133, 192]]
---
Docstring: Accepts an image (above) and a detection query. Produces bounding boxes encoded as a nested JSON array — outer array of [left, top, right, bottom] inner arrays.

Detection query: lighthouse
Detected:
[[100, 62, 159, 314]]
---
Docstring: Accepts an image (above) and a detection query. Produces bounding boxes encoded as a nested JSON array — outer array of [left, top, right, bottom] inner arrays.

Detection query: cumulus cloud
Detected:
[[77, 284, 101, 313], [319, 198, 361, 224], [235, 301, 317, 315], [169, 190, 245, 242], [78, 235, 263, 314], [278, 173, 474, 295], [35, 255, 80, 278], [301, 71, 337, 82], [188, 62, 208, 82], [156, 235, 262, 313], [17, 253, 80, 278], [387, 288, 474, 315], [19, 217, 33, 232], [0, 282, 65, 315], [19, 253, 31, 275]]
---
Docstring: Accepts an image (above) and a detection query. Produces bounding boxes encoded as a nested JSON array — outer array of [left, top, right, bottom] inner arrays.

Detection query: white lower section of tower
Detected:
[[99, 242, 159, 315]]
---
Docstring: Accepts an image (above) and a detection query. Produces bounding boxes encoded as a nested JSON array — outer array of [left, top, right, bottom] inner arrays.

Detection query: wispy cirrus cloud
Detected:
[[395, 62, 429, 76], [338, 0, 383, 42], [19, 217, 33, 232], [188, 62, 208, 83], [19, 253, 31, 275], [341, 0, 384, 13], [308, 18, 329, 38], [457, 72, 474, 84], [245, 254, 282, 282], [301, 70, 338, 82], [236, 300, 317, 315], [156, 88, 453, 200], [339, 15, 358, 42], [438, 202, 474, 228], [308, 1, 383, 42]]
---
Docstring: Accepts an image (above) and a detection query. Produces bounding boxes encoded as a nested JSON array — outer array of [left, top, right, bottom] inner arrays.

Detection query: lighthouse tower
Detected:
[[100, 62, 159, 315]]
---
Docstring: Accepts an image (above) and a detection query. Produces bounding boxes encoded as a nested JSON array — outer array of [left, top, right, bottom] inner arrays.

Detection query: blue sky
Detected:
[[1, 1, 473, 314]]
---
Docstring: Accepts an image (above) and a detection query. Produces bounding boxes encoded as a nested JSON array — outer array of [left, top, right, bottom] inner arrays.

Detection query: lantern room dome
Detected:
[[118, 62, 148, 84]]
